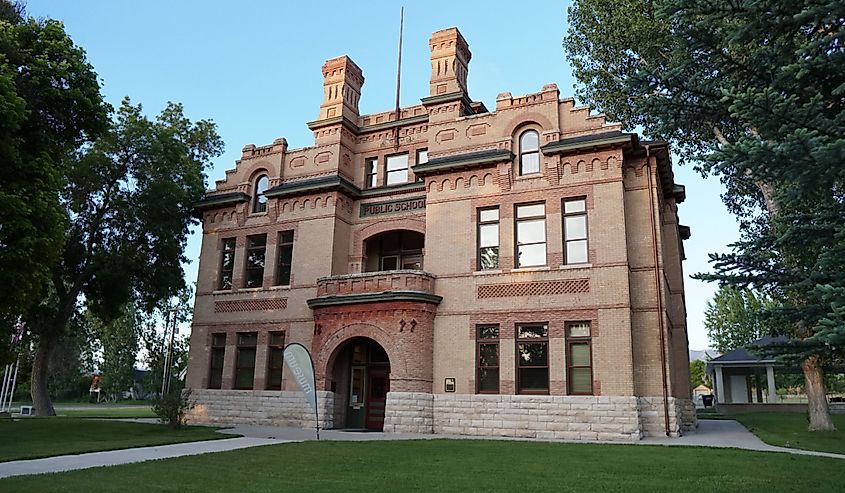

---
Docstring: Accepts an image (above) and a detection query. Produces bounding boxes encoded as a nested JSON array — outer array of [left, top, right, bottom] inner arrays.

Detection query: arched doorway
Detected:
[[363, 230, 424, 272], [328, 337, 391, 430]]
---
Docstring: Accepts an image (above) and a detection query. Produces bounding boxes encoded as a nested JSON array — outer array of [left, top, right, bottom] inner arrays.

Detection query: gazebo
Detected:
[[706, 336, 786, 409]]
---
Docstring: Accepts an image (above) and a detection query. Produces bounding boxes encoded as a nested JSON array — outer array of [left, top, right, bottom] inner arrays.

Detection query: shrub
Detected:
[[152, 387, 194, 429]]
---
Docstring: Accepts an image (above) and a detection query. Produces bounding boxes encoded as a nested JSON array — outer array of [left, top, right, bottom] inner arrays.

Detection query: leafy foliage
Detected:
[[151, 387, 194, 430], [689, 359, 709, 390], [0, 0, 109, 360], [90, 306, 140, 401], [704, 286, 770, 353]]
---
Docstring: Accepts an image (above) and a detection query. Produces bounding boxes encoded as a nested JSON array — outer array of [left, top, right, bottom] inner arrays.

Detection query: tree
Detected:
[[704, 286, 769, 353], [689, 359, 709, 390], [565, 0, 845, 431], [91, 306, 140, 401], [23, 96, 223, 415], [141, 288, 193, 397], [0, 1, 108, 361]]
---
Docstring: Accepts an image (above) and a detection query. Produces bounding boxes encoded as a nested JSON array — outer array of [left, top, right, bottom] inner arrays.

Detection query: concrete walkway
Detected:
[[1, 419, 842, 479]]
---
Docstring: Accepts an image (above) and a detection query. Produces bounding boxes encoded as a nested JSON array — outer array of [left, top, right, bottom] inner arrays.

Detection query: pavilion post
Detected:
[[766, 365, 777, 403]]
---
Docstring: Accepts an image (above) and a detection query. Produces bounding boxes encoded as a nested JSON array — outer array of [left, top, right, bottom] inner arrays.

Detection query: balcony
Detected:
[[307, 270, 441, 308]]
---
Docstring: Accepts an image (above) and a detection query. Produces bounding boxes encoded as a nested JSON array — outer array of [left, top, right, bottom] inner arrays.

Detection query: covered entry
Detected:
[[329, 337, 391, 430]]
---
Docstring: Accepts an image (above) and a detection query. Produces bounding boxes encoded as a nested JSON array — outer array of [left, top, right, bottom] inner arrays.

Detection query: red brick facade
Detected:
[[185, 27, 696, 439]]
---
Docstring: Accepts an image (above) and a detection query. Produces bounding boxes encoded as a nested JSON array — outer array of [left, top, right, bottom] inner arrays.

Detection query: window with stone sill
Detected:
[[266, 331, 285, 390], [563, 198, 589, 264], [515, 203, 546, 268], [476, 325, 500, 393], [385, 153, 409, 186], [566, 322, 593, 395], [208, 333, 226, 389], [234, 332, 258, 390], [244, 234, 266, 288], [218, 238, 236, 290], [516, 324, 549, 394]]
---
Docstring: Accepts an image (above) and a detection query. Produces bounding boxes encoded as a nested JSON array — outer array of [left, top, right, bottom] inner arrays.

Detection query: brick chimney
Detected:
[[428, 27, 471, 98], [317, 55, 364, 122]]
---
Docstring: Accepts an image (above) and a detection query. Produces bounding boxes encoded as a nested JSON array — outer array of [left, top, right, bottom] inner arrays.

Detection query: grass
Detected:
[[732, 412, 845, 455], [0, 439, 843, 492], [58, 407, 155, 419], [0, 418, 228, 462]]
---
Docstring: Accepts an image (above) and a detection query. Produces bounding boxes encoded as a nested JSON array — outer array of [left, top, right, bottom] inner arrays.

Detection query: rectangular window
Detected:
[[234, 332, 258, 390], [567, 322, 593, 395], [244, 234, 266, 288], [365, 157, 378, 188], [563, 198, 588, 264], [275, 230, 294, 286], [385, 153, 409, 186], [477, 207, 500, 270], [415, 149, 428, 182], [517, 324, 549, 394], [476, 325, 500, 393], [218, 238, 236, 290], [208, 333, 226, 389], [515, 203, 546, 267], [266, 331, 285, 390]]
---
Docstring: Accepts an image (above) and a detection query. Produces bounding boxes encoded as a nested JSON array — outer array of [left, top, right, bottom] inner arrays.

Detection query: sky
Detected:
[[27, 0, 739, 350]]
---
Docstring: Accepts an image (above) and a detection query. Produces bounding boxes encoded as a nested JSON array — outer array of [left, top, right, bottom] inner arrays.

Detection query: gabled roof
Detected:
[[707, 336, 788, 365]]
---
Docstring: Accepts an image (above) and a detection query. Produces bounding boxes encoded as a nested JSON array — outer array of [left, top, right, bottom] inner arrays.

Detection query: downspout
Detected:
[[645, 145, 671, 437]]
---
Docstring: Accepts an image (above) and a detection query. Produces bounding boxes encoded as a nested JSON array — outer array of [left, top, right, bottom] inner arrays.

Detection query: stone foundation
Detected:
[[383, 392, 434, 433], [187, 389, 335, 430], [636, 396, 697, 437], [188, 389, 697, 441]]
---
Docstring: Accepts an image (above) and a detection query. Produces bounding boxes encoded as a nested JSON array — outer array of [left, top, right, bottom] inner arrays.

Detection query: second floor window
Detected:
[[218, 238, 236, 290], [385, 153, 409, 186], [518, 130, 540, 175], [515, 203, 546, 267], [563, 198, 588, 264], [253, 175, 269, 213], [244, 234, 266, 288], [477, 207, 500, 270], [276, 230, 294, 286]]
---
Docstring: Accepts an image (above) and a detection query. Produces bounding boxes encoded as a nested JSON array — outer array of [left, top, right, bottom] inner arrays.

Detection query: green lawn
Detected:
[[58, 406, 155, 419], [732, 412, 845, 455], [0, 440, 842, 492], [0, 418, 228, 462]]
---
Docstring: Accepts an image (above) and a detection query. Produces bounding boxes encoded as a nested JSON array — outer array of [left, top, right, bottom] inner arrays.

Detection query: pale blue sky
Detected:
[[28, 0, 738, 349]]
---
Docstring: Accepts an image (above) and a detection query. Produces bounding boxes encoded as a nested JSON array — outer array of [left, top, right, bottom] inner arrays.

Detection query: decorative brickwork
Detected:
[[477, 279, 589, 299], [214, 298, 287, 313]]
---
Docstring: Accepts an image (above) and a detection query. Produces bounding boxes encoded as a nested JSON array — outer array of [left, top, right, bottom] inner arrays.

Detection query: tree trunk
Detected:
[[31, 335, 57, 417], [803, 355, 835, 431]]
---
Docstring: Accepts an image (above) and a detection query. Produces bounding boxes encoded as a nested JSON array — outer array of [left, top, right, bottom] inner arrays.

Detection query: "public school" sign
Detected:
[[360, 196, 426, 218]]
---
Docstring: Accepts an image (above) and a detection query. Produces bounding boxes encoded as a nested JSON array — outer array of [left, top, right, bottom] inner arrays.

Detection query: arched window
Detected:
[[518, 130, 540, 175], [253, 175, 269, 213]]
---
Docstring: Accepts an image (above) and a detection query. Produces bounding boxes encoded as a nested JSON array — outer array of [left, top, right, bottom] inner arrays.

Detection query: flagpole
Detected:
[[392, 6, 404, 148]]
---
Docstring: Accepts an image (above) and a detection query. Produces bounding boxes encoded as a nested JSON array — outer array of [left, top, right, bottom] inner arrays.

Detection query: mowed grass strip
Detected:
[[1, 439, 843, 492], [59, 407, 156, 419], [0, 418, 228, 462], [732, 412, 845, 454]]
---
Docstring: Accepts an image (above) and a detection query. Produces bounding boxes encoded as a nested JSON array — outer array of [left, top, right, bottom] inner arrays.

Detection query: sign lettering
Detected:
[[360, 196, 426, 218]]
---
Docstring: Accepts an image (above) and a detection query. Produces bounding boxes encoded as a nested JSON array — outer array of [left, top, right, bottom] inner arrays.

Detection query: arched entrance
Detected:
[[328, 337, 391, 430]]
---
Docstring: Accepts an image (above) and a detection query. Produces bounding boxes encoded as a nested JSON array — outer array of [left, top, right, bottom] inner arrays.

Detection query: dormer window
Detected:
[[518, 130, 540, 175], [253, 174, 269, 213]]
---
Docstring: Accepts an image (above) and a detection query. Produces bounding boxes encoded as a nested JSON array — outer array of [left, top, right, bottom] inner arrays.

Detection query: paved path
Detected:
[[2, 419, 842, 479], [0, 437, 285, 479]]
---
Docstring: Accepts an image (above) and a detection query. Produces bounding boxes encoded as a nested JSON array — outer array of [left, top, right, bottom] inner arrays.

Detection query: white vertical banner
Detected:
[[283, 342, 320, 439]]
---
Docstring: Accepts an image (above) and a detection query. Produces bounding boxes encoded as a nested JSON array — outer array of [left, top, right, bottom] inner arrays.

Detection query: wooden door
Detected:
[[365, 370, 389, 430]]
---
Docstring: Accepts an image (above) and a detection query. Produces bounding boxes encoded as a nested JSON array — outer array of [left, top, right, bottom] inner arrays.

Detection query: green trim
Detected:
[[413, 149, 513, 176], [264, 175, 361, 199], [306, 115, 360, 133], [307, 290, 443, 308], [193, 191, 249, 212], [421, 91, 471, 107], [359, 114, 429, 134], [358, 182, 425, 198], [540, 132, 633, 156]]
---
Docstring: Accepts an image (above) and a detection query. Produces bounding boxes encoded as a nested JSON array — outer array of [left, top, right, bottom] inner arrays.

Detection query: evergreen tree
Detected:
[[566, 0, 845, 430]]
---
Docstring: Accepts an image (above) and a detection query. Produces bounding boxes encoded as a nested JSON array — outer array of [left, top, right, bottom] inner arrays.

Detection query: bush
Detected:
[[151, 387, 194, 429]]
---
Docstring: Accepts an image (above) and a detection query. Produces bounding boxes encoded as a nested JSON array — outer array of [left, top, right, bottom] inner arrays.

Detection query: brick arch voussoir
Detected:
[[317, 323, 402, 390], [352, 217, 426, 257]]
